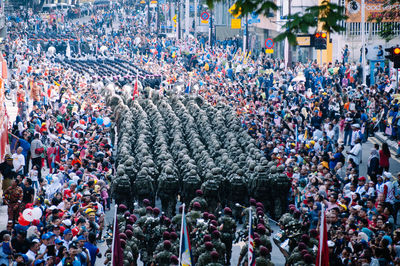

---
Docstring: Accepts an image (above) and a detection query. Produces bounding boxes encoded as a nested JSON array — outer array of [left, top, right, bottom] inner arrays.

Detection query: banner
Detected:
[[346, 0, 400, 22]]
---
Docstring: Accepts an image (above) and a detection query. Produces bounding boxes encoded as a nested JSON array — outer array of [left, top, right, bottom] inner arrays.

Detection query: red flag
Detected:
[[132, 74, 139, 100], [112, 205, 123, 266], [316, 207, 329, 266]]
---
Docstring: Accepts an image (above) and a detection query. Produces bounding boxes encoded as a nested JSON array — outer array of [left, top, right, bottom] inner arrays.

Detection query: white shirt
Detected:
[[349, 143, 362, 165], [29, 169, 38, 182], [25, 250, 36, 264], [12, 153, 25, 172]]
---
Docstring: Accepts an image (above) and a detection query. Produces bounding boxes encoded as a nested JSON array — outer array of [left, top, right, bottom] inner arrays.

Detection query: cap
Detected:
[[55, 239, 64, 245], [63, 229, 72, 235], [34, 259, 45, 265], [328, 240, 335, 247], [223, 207, 232, 214], [358, 176, 366, 181], [77, 235, 85, 241]]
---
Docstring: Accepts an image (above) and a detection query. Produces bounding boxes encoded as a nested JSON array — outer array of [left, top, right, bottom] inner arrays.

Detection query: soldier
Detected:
[[206, 251, 224, 266], [228, 170, 248, 223], [181, 170, 202, 206], [154, 240, 174, 265], [252, 163, 272, 216], [201, 178, 221, 214], [187, 202, 202, 227], [134, 169, 155, 206], [255, 246, 274, 266], [3, 180, 23, 224], [171, 205, 183, 231], [112, 168, 133, 210], [157, 167, 179, 217], [218, 207, 236, 265], [190, 190, 208, 211], [211, 230, 226, 265], [135, 199, 152, 217], [197, 242, 214, 266], [124, 157, 136, 181], [273, 165, 291, 218]]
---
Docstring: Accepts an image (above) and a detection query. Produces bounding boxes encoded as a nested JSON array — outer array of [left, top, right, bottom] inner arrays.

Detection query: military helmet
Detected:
[[277, 164, 285, 171]]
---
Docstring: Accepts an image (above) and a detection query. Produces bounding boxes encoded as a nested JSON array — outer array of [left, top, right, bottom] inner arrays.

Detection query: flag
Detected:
[[316, 206, 329, 266], [179, 204, 194, 266], [185, 78, 191, 94], [112, 205, 123, 266], [248, 209, 255, 266], [295, 125, 298, 149], [132, 74, 139, 100]]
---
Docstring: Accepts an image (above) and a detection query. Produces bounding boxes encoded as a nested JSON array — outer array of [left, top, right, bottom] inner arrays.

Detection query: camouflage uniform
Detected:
[[4, 183, 23, 223], [218, 214, 236, 265]]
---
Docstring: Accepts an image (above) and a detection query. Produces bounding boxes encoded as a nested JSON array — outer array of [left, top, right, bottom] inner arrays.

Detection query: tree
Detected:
[[206, 0, 348, 45]]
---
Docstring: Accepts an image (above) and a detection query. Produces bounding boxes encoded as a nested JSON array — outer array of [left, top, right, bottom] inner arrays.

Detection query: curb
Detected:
[[374, 133, 398, 153]]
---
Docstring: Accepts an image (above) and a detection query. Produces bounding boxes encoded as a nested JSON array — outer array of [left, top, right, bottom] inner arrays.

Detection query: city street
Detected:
[[4, 98, 400, 266], [2, 1, 400, 265]]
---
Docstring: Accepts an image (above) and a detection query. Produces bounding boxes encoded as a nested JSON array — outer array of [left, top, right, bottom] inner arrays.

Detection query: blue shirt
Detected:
[[84, 242, 99, 266], [18, 138, 30, 157]]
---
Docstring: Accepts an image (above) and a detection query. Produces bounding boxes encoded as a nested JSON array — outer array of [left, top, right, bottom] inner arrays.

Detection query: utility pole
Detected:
[[209, 10, 213, 46], [147, 0, 151, 33], [287, 0, 292, 68], [243, 14, 248, 52], [185, 0, 189, 38], [361, 0, 366, 84], [177, 0, 181, 39], [194, 0, 197, 37], [156, 0, 160, 34]]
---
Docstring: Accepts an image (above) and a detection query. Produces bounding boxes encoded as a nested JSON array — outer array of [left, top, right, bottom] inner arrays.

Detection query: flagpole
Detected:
[[248, 208, 252, 266], [178, 203, 185, 266], [318, 205, 324, 266], [111, 204, 117, 266]]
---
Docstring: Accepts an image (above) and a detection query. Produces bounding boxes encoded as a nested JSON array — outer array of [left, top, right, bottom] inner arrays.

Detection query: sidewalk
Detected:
[[374, 132, 398, 153]]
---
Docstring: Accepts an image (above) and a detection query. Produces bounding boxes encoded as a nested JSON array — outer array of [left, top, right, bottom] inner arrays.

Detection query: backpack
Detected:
[[255, 175, 270, 194], [117, 178, 131, 193], [230, 176, 246, 194], [162, 176, 178, 194], [135, 178, 151, 195], [203, 180, 219, 197]]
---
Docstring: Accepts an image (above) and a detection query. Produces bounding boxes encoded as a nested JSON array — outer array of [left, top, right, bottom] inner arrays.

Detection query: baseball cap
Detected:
[[55, 239, 64, 245]]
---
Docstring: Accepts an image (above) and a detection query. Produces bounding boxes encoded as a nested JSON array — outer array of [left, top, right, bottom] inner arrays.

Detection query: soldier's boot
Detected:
[[273, 198, 282, 219], [161, 198, 168, 214], [226, 243, 232, 265], [232, 205, 242, 224]]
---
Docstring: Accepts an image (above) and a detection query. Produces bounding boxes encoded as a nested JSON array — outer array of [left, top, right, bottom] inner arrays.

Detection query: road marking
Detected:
[[368, 137, 400, 164]]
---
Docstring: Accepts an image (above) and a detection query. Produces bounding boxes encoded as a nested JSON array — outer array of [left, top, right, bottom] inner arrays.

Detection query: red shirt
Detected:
[[379, 150, 390, 168]]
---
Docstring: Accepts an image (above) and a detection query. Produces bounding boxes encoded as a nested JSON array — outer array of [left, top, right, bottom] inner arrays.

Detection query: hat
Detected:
[[358, 176, 366, 181], [4, 154, 12, 161], [32, 238, 40, 243], [223, 207, 232, 214], [55, 239, 64, 245], [383, 171, 393, 179], [48, 206, 57, 211], [77, 235, 85, 241], [327, 240, 335, 247], [352, 123, 360, 128], [41, 233, 51, 240], [63, 229, 72, 235], [34, 259, 45, 265], [62, 219, 72, 227]]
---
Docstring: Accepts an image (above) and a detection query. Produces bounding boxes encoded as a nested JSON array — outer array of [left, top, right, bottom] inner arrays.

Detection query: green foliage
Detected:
[[276, 0, 347, 44], [205, 0, 347, 45]]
